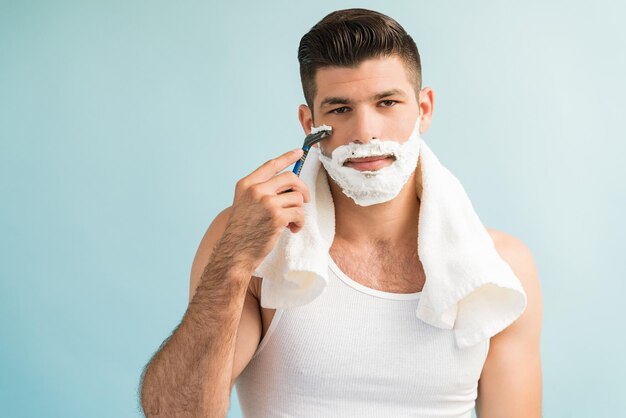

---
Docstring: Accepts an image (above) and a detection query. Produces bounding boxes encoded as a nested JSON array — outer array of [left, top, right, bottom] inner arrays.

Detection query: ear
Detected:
[[298, 104, 313, 135], [417, 87, 435, 135]]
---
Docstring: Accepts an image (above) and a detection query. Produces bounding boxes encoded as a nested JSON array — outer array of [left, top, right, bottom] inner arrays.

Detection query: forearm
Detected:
[[140, 240, 252, 417]]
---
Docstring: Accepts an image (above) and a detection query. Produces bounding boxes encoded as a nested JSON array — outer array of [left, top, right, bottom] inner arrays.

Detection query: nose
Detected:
[[349, 108, 383, 144]]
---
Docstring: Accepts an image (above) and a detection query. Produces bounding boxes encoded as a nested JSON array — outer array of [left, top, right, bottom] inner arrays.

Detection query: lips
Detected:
[[344, 155, 395, 171], [346, 153, 394, 163], [347, 156, 386, 163]]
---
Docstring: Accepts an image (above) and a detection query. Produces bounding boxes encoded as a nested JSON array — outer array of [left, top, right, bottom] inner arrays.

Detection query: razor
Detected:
[[292, 126, 333, 176]]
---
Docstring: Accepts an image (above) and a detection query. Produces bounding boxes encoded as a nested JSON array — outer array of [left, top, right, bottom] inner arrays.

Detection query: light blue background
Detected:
[[1, 1, 624, 417]]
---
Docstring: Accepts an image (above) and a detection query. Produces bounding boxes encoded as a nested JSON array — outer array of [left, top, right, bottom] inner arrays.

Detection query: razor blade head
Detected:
[[303, 127, 333, 148]]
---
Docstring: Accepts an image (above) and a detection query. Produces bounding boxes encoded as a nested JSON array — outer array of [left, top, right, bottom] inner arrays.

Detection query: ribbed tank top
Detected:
[[235, 256, 490, 418]]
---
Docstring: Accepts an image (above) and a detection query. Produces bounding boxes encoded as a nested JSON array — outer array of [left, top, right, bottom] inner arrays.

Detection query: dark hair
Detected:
[[298, 8, 422, 117]]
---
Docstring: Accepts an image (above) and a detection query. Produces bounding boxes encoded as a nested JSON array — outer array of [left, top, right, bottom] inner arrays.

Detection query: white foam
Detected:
[[310, 124, 332, 134], [318, 117, 422, 206]]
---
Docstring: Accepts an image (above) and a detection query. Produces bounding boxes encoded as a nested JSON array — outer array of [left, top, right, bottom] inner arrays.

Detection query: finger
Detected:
[[271, 191, 305, 208], [287, 222, 302, 233], [248, 149, 304, 183], [280, 207, 305, 231], [265, 171, 311, 202]]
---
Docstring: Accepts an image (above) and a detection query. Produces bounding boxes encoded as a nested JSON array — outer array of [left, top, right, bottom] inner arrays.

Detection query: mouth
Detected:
[[344, 154, 395, 171]]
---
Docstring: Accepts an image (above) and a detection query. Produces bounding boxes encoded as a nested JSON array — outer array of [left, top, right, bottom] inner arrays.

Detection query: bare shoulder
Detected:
[[485, 227, 543, 315], [487, 228, 543, 339], [476, 230, 544, 416], [486, 228, 533, 262]]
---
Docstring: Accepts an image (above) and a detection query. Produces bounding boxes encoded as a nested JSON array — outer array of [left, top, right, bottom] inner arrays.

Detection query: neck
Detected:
[[329, 168, 422, 247]]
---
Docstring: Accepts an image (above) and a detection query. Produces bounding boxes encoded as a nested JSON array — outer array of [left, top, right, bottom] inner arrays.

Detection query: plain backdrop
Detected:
[[1, 1, 625, 417]]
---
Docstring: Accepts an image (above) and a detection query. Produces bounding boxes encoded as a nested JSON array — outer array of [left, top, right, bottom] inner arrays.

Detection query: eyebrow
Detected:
[[319, 88, 408, 108]]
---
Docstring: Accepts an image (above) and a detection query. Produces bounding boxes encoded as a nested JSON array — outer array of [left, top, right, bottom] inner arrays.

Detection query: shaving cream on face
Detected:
[[318, 116, 422, 206], [310, 124, 332, 134]]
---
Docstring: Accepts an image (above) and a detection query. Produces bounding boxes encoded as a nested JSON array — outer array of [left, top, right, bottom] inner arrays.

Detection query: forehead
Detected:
[[313, 55, 414, 107]]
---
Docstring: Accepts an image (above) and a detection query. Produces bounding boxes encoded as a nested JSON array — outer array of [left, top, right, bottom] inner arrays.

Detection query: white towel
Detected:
[[253, 137, 527, 349]]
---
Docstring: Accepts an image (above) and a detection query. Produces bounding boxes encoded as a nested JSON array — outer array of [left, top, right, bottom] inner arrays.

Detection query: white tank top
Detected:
[[235, 256, 490, 418]]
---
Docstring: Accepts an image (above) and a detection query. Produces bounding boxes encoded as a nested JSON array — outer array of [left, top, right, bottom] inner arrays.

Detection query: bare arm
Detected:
[[476, 231, 544, 417], [140, 222, 253, 417], [139, 149, 310, 417]]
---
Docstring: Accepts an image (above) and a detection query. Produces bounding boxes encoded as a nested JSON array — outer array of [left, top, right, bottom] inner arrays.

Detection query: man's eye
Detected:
[[329, 106, 350, 115], [380, 100, 398, 107]]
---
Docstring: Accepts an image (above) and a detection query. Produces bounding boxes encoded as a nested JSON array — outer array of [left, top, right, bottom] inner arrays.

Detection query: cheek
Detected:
[[317, 140, 338, 157]]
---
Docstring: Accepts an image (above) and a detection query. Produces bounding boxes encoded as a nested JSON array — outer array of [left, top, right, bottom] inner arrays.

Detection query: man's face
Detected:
[[300, 55, 424, 172]]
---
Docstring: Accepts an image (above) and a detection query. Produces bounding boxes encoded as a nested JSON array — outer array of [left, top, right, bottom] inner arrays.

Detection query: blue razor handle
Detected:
[[292, 146, 311, 176], [281, 128, 332, 195]]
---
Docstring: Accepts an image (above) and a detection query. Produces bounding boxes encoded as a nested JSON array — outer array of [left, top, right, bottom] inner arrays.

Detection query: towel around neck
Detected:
[[253, 139, 527, 349]]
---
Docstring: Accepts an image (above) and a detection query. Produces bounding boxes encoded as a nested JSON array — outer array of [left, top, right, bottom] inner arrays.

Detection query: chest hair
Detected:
[[330, 239, 426, 293]]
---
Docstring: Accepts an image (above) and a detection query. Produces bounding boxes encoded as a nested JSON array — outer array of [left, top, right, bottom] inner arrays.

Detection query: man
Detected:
[[140, 8, 543, 418]]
